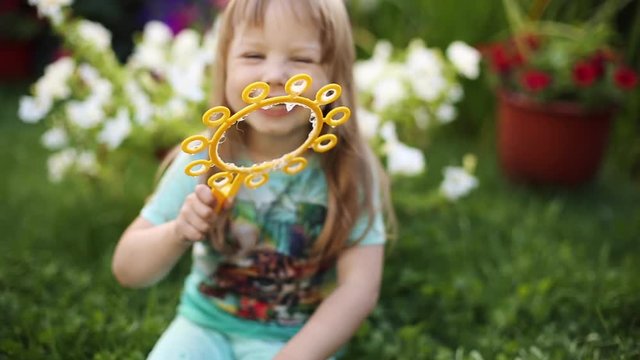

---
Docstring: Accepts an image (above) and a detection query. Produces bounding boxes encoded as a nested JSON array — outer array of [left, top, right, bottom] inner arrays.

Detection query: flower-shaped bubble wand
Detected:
[[181, 73, 351, 212]]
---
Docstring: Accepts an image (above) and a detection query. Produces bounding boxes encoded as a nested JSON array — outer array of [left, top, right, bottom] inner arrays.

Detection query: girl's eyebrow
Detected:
[[290, 43, 322, 52], [235, 40, 321, 54]]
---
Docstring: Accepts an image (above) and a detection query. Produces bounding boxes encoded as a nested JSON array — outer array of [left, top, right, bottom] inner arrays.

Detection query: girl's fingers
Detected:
[[180, 222, 204, 242], [185, 211, 211, 233], [195, 184, 216, 206], [195, 184, 236, 211], [177, 186, 226, 241], [192, 199, 215, 221]]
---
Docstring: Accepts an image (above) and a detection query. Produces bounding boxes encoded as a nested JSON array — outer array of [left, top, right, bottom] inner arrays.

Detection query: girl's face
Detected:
[[225, 2, 329, 143]]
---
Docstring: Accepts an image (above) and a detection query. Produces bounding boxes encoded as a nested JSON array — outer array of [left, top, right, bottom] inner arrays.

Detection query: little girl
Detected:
[[112, 0, 394, 358]]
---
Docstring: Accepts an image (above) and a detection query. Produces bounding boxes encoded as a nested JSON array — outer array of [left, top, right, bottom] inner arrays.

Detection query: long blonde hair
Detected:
[[207, 0, 395, 261]]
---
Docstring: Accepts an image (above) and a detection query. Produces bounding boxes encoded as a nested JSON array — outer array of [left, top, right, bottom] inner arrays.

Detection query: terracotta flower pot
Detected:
[[497, 91, 614, 186]]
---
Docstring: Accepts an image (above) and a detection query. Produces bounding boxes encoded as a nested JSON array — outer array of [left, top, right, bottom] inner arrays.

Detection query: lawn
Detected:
[[1, 82, 639, 359]]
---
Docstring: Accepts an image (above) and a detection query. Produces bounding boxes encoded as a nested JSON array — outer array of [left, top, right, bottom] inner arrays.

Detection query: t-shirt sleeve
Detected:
[[140, 150, 202, 225], [347, 163, 387, 247], [348, 206, 386, 246]]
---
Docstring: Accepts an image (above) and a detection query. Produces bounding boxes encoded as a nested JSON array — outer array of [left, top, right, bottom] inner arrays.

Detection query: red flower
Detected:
[[521, 33, 541, 51], [488, 43, 527, 74], [572, 60, 599, 87], [512, 51, 525, 67], [521, 70, 552, 92], [589, 50, 608, 77], [489, 45, 512, 73], [613, 66, 638, 90]]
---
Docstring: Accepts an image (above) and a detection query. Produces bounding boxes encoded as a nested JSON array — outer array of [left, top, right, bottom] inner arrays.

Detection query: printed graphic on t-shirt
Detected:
[[198, 199, 332, 325]]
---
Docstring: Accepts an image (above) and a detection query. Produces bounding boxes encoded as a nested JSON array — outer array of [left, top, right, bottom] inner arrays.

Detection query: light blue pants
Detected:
[[147, 316, 286, 360]]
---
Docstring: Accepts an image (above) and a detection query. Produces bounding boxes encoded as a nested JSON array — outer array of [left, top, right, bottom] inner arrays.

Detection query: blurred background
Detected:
[[1, 0, 639, 358]]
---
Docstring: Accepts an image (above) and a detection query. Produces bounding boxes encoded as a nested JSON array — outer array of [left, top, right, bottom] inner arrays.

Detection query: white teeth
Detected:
[[262, 103, 297, 111], [285, 103, 296, 112]]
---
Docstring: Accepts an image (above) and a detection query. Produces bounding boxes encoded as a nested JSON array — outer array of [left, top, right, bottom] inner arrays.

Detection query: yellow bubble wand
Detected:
[[180, 73, 350, 212]]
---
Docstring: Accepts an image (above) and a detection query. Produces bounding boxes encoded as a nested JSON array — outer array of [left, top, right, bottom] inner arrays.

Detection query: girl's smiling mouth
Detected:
[[258, 103, 301, 117]]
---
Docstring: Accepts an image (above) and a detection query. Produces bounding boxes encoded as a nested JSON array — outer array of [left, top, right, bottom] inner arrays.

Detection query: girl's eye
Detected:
[[292, 57, 314, 64], [243, 53, 264, 60]]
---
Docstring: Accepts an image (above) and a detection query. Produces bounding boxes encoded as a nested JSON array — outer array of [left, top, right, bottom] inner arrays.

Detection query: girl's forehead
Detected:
[[232, 12, 320, 44], [231, 0, 318, 32], [234, 20, 317, 40]]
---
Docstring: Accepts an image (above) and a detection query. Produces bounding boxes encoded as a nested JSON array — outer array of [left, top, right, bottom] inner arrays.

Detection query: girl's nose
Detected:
[[261, 59, 289, 87]]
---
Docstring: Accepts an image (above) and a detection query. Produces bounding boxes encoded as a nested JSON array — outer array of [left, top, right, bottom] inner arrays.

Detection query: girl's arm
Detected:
[[275, 244, 384, 360], [112, 184, 217, 288], [111, 217, 189, 288]]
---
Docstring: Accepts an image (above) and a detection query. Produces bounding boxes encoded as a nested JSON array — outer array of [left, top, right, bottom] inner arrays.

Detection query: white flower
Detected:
[[167, 61, 206, 102], [18, 96, 52, 123], [410, 73, 446, 102], [77, 20, 112, 51], [373, 40, 393, 61], [41, 126, 68, 149], [45, 56, 75, 77], [35, 57, 75, 101], [435, 103, 457, 124], [78, 64, 113, 106], [406, 40, 443, 76], [163, 98, 188, 119], [66, 100, 105, 129], [130, 44, 168, 72], [413, 107, 431, 129], [78, 63, 100, 86], [28, 0, 73, 25], [404, 40, 450, 103], [386, 141, 426, 176], [446, 41, 481, 79], [440, 166, 478, 200], [354, 40, 393, 91], [354, 59, 386, 92], [447, 84, 464, 103], [171, 29, 201, 66], [89, 78, 113, 105], [47, 148, 76, 182], [143, 21, 173, 46], [125, 81, 153, 125], [372, 74, 406, 111], [356, 107, 380, 140], [76, 151, 98, 175], [99, 108, 132, 149], [201, 24, 220, 65], [380, 122, 426, 176], [35, 74, 70, 101], [129, 21, 173, 72], [379, 121, 398, 143]]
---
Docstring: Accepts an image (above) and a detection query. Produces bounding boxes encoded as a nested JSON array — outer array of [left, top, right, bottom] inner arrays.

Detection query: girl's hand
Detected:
[[174, 184, 218, 243]]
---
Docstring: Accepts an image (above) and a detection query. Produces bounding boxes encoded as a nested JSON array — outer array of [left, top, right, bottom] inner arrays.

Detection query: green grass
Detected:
[[1, 82, 639, 359]]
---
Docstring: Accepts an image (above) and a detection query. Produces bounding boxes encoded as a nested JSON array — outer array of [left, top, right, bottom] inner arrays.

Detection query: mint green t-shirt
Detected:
[[141, 151, 385, 342]]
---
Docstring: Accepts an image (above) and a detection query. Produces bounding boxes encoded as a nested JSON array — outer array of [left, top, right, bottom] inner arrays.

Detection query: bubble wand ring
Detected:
[[181, 73, 350, 212]]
